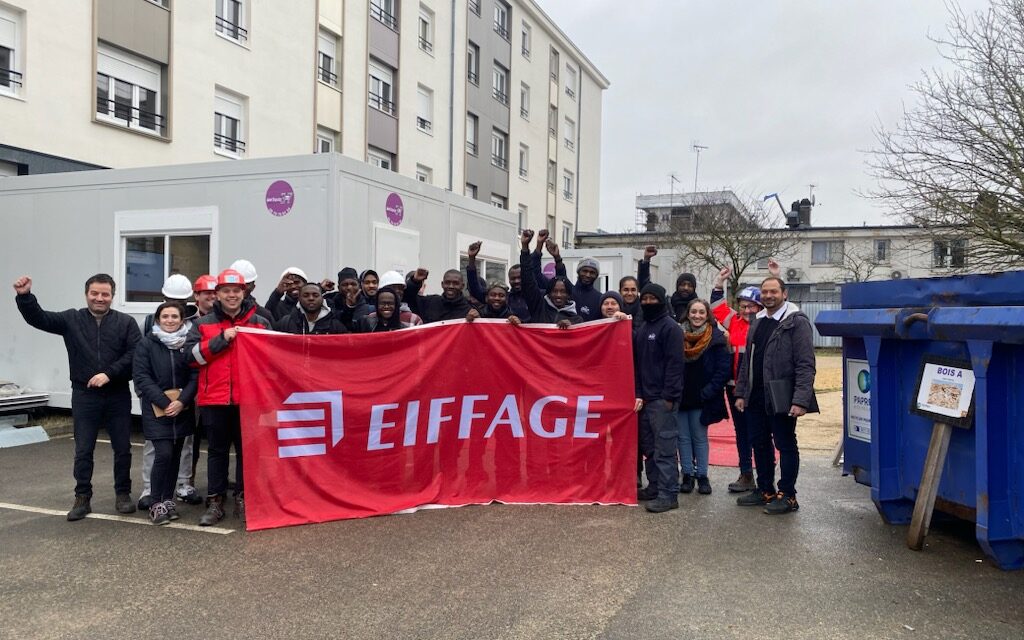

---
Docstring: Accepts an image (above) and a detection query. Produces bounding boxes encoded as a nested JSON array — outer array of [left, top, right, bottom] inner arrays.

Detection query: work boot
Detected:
[[637, 486, 658, 501], [234, 493, 245, 524], [115, 493, 136, 514], [764, 493, 800, 515], [736, 490, 775, 507], [728, 472, 756, 493], [679, 474, 694, 494], [697, 476, 712, 495], [645, 497, 679, 513], [198, 495, 225, 527], [67, 495, 91, 521]]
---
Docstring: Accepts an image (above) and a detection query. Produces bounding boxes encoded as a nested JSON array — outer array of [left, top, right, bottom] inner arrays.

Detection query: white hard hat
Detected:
[[280, 267, 308, 282], [229, 259, 258, 283], [161, 274, 193, 300], [379, 270, 405, 288]]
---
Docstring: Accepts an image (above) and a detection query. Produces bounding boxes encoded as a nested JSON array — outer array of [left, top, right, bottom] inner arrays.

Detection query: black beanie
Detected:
[[677, 273, 697, 288], [337, 267, 359, 283], [600, 291, 625, 309], [640, 283, 667, 305]]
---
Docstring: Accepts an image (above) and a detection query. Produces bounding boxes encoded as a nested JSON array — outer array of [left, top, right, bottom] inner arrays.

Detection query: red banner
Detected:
[[235, 319, 638, 530]]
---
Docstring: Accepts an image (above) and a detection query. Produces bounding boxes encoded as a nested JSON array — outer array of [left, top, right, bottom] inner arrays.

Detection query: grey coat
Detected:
[[735, 302, 817, 411]]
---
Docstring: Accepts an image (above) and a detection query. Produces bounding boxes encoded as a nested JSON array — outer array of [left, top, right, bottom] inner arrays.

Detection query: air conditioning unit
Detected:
[[785, 267, 803, 282], [890, 270, 904, 280]]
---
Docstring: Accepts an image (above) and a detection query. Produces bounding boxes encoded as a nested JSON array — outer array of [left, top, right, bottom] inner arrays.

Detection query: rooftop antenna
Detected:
[[692, 141, 708, 192], [808, 183, 818, 206], [669, 172, 681, 203]]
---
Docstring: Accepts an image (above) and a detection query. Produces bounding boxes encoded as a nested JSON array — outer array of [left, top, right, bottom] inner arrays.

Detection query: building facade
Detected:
[[0, 0, 607, 234]]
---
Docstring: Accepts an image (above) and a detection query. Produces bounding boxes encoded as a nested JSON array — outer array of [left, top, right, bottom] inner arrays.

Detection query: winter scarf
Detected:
[[682, 321, 713, 362], [152, 322, 190, 350]]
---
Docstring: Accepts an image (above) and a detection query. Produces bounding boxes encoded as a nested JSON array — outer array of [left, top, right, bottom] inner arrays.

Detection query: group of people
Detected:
[[12, 228, 816, 526]]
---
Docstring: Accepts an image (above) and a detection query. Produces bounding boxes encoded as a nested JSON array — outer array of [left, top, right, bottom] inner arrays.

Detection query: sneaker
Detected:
[[644, 497, 679, 513], [67, 495, 91, 521], [637, 486, 658, 501], [765, 493, 799, 515], [137, 493, 155, 511], [679, 474, 694, 494], [115, 493, 136, 514], [234, 494, 245, 524], [164, 500, 180, 521], [736, 490, 775, 507], [199, 495, 225, 527], [697, 476, 712, 495], [728, 472, 756, 493], [149, 501, 170, 526], [175, 483, 203, 505]]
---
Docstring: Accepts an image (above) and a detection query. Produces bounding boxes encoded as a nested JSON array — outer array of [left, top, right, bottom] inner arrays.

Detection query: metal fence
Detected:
[[799, 301, 842, 348]]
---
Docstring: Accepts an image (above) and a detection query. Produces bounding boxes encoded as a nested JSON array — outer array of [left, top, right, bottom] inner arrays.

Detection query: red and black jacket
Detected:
[[184, 298, 270, 406]]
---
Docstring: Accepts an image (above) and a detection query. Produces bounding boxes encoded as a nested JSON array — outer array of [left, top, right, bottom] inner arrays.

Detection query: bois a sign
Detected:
[[236, 320, 637, 530]]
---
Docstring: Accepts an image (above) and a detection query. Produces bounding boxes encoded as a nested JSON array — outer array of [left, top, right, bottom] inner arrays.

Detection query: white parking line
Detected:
[[0, 502, 235, 535]]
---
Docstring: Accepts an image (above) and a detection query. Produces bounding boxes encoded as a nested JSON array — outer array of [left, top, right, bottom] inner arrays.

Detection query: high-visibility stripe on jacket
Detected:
[[710, 288, 749, 383], [184, 299, 270, 406]]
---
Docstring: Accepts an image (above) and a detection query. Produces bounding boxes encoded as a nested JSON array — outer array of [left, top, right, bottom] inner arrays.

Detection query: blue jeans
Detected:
[[638, 399, 679, 500], [676, 408, 709, 477], [71, 388, 133, 497]]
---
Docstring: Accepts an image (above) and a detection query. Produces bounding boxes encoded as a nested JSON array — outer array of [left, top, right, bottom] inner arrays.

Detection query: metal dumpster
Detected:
[[815, 271, 1024, 569]]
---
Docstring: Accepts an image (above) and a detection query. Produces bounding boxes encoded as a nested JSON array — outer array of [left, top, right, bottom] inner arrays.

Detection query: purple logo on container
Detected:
[[542, 262, 557, 278], [385, 193, 404, 226], [266, 180, 295, 217]]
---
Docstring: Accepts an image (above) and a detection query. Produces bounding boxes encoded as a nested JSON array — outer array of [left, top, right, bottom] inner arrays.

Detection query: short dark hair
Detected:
[[155, 301, 185, 320], [618, 275, 639, 289], [508, 264, 522, 273], [761, 276, 787, 292], [442, 269, 464, 282], [301, 282, 323, 293], [85, 273, 116, 295]]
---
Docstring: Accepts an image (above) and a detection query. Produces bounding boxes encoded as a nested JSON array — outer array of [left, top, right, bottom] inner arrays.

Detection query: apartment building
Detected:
[[0, 0, 607, 234]]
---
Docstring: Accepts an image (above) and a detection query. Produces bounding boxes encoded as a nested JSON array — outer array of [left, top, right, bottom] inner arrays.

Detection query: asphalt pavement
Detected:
[[1, 434, 1022, 640]]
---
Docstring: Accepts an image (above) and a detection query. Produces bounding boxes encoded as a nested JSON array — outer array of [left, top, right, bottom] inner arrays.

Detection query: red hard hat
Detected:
[[216, 269, 247, 289], [193, 274, 217, 293]]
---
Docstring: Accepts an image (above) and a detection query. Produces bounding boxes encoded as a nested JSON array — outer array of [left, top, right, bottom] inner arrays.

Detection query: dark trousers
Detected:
[[726, 386, 752, 474], [747, 400, 800, 496], [71, 388, 132, 497], [151, 438, 186, 502], [202, 405, 243, 497], [638, 399, 679, 500]]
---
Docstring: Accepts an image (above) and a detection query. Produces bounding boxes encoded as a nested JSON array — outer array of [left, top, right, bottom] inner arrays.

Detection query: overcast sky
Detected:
[[537, 0, 991, 231]]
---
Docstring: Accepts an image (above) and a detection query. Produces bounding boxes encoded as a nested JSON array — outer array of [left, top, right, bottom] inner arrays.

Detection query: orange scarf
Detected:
[[683, 322, 713, 362]]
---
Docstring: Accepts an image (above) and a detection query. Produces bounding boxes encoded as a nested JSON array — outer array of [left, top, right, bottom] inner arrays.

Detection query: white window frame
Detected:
[[317, 28, 339, 88], [213, 88, 245, 157], [517, 204, 527, 231], [96, 44, 164, 136], [521, 21, 531, 58], [492, 62, 508, 105], [416, 84, 433, 134], [418, 5, 434, 54], [416, 164, 433, 184], [518, 143, 529, 180], [519, 82, 529, 120], [467, 42, 479, 85], [565, 64, 577, 99], [465, 183, 477, 198], [811, 240, 844, 266], [562, 222, 573, 249], [368, 59, 395, 115], [491, 129, 508, 170], [316, 126, 336, 153], [466, 112, 478, 155], [368, 146, 394, 171], [874, 238, 891, 263], [0, 5, 23, 98], [371, 0, 398, 31], [490, 194, 507, 210], [562, 169, 574, 201], [493, 1, 510, 40], [563, 116, 576, 151], [215, 0, 248, 45], [113, 207, 218, 314]]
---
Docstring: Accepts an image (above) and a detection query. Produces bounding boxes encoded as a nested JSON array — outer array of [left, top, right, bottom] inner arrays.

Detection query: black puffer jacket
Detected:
[[273, 307, 349, 335], [16, 293, 141, 391], [404, 278, 474, 323], [133, 333, 198, 440]]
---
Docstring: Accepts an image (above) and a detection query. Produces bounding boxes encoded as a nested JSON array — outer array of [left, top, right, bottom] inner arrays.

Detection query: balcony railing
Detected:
[[318, 67, 338, 86], [469, 0, 481, 16], [416, 117, 432, 132], [494, 21, 510, 40], [519, 167, 528, 179], [563, 190, 573, 201], [550, 71, 558, 82], [214, 132, 246, 154], [466, 141, 477, 155], [96, 98, 166, 135], [215, 16, 248, 42], [522, 47, 530, 59], [491, 154, 507, 170], [547, 181, 555, 193], [468, 70, 479, 85], [549, 127, 556, 138], [492, 87, 508, 105], [520, 107, 529, 119], [565, 86, 576, 99], [0, 67, 23, 90], [419, 36, 433, 53], [370, 4, 398, 30], [564, 139, 575, 151], [368, 91, 396, 115]]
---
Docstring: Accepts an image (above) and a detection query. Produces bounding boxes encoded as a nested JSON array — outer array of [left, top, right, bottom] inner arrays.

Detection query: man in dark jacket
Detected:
[[13, 274, 141, 521], [326, 267, 371, 332], [185, 269, 272, 526], [540, 239, 603, 322], [404, 267, 474, 323], [517, 231, 583, 328], [669, 272, 698, 321], [619, 244, 656, 328], [634, 283, 685, 513], [465, 240, 531, 322], [264, 267, 308, 321], [734, 276, 816, 515], [273, 283, 349, 335]]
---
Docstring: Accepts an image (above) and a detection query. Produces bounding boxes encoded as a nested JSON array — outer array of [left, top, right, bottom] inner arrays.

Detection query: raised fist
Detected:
[[414, 268, 429, 283], [467, 241, 482, 260], [12, 276, 32, 295], [644, 245, 658, 260]]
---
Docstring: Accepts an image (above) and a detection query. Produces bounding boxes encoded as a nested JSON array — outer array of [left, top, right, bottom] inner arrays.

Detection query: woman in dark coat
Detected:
[[356, 287, 411, 332], [133, 302, 198, 525], [676, 298, 731, 496]]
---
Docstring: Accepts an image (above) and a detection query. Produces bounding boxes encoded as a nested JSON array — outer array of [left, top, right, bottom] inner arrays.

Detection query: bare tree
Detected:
[[663, 194, 798, 298], [869, 0, 1024, 269], [828, 246, 885, 283]]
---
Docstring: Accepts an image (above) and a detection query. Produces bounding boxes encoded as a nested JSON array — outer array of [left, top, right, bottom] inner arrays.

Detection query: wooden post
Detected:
[[906, 421, 953, 551], [830, 434, 844, 467]]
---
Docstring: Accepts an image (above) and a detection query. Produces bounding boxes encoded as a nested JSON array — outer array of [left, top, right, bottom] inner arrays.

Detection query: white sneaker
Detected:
[[175, 483, 203, 505]]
